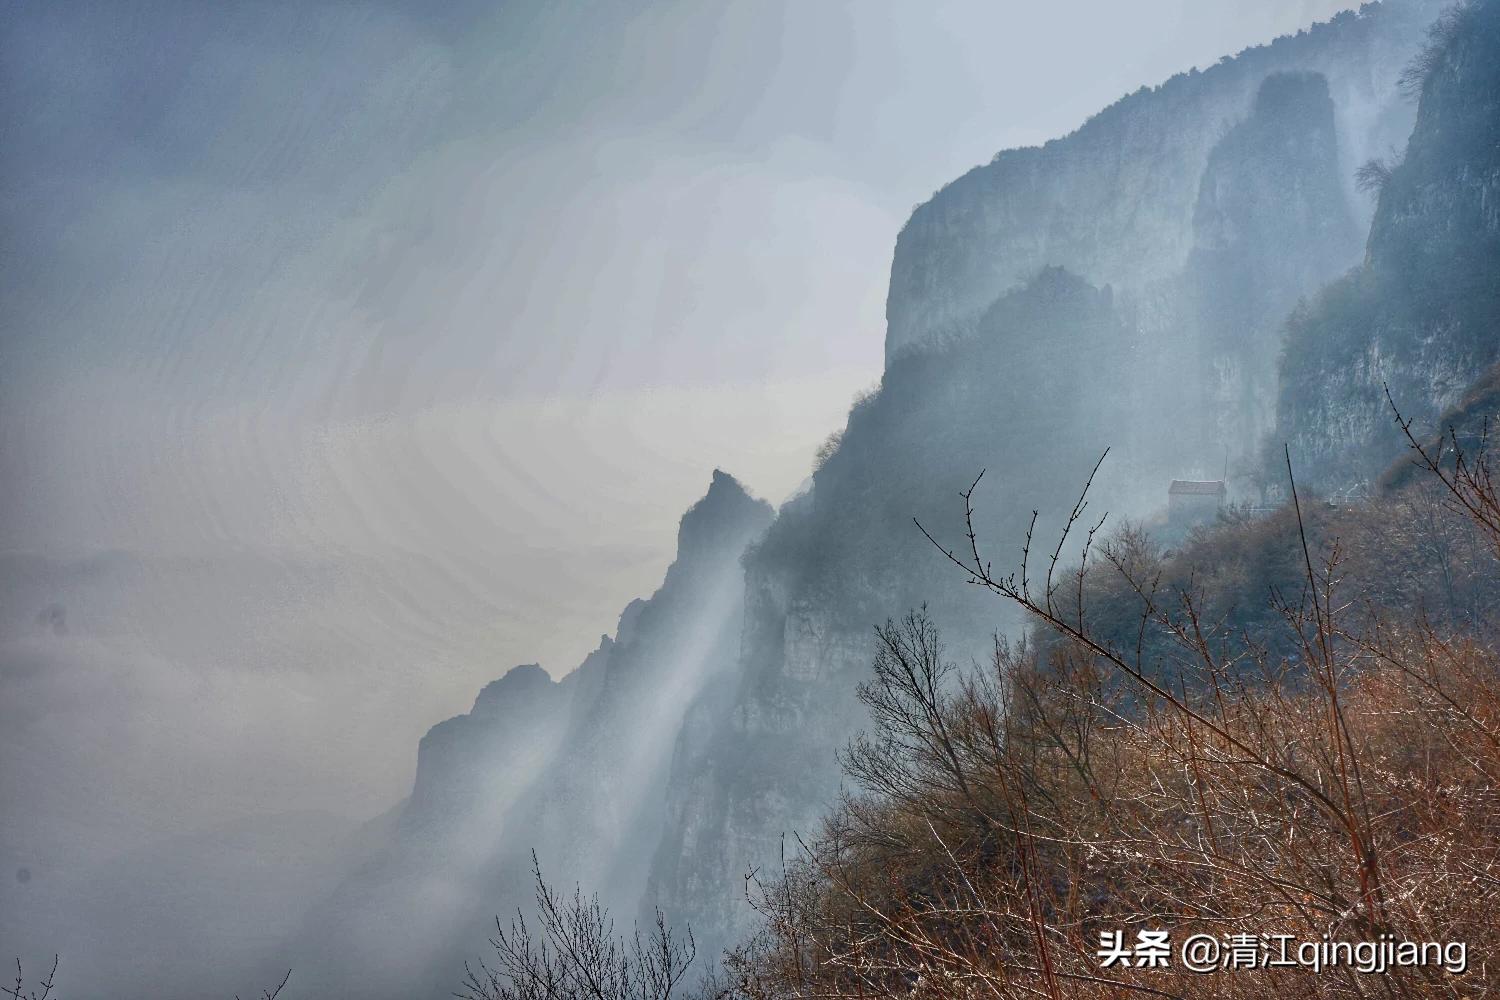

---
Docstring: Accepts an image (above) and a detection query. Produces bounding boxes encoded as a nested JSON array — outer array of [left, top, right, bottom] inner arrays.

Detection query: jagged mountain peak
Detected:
[[699, 468, 759, 510], [302, 5, 1488, 992], [672, 468, 774, 567], [469, 663, 555, 717]]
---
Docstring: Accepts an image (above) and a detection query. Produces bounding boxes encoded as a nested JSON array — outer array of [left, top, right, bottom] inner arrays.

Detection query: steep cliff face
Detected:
[[292, 660, 572, 995], [525, 471, 775, 916], [1173, 70, 1363, 479], [650, 2, 1446, 963], [1277, 0, 1500, 492], [297, 472, 772, 999], [648, 268, 1139, 957], [401, 664, 565, 845], [885, 0, 1440, 362], [322, 1, 1475, 987]]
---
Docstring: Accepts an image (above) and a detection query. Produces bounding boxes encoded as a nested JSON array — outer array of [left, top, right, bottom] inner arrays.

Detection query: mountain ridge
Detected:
[[310, 3, 1490, 993]]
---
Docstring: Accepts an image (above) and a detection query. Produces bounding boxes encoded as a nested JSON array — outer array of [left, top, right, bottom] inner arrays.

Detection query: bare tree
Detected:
[[2, 958, 290, 1000], [726, 413, 1499, 999], [235, 968, 291, 1000], [3, 958, 56, 1000], [458, 853, 701, 1000], [1388, 383, 1500, 558]]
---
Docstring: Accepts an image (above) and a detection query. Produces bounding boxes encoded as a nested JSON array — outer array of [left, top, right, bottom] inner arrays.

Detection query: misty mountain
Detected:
[[883, 0, 1435, 360], [1278, 0, 1500, 490], [654, 0, 1456, 964], [289, 2, 1500, 995], [290, 471, 773, 995]]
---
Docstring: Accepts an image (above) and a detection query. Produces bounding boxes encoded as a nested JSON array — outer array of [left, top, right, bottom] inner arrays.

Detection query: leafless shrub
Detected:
[[2, 959, 290, 1000], [458, 853, 701, 1000], [1389, 383, 1500, 559], [726, 420, 1498, 998], [3, 958, 56, 1000], [235, 968, 291, 1000]]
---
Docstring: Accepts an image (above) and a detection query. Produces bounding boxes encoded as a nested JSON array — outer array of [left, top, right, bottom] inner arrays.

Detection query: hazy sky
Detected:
[[0, 0, 1364, 864]]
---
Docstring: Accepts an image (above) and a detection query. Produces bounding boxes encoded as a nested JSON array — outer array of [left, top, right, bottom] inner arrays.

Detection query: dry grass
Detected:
[[722, 421, 1500, 999]]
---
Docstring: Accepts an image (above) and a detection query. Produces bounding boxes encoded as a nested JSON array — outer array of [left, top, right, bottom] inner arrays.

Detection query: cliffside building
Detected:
[[1168, 479, 1227, 531]]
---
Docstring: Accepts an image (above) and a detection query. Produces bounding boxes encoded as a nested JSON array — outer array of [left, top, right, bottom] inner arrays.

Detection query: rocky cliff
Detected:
[[885, 0, 1440, 361], [295, 471, 772, 997], [319, 0, 1489, 990], [650, 3, 1451, 961], [1278, 0, 1500, 491]]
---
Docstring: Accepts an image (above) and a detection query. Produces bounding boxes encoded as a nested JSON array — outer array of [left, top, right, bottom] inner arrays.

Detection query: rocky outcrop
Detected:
[[401, 663, 565, 846], [1172, 70, 1363, 481], [1277, 0, 1500, 492], [885, 0, 1442, 362], [651, 1, 1449, 964], [525, 470, 775, 916], [294, 471, 772, 999], [309, 2, 1483, 990]]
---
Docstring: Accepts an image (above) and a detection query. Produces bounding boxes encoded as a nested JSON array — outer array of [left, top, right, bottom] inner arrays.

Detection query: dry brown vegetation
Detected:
[[720, 416, 1500, 999]]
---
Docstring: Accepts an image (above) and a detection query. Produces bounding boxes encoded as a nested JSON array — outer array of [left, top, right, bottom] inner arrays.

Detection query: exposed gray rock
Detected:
[[885, 0, 1441, 361], [315, 3, 1487, 992], [653, 1, 1449, 965], [296, 472, 772, 998], [1277, 0, 1500, 491]]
